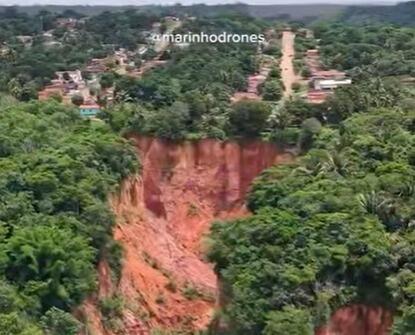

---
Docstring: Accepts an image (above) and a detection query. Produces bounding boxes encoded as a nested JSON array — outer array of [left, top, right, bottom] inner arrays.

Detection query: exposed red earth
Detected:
[[79, 136, 394, 334], [316, 305, 393, 335], [80, 136, 291, 334]]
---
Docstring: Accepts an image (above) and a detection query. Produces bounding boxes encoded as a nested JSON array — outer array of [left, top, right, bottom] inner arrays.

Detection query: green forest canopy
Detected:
[[209, 107, 415, 335], [0, 99, 138, 334], [340, 1, 415, 26], [314, 22, 415, 77]]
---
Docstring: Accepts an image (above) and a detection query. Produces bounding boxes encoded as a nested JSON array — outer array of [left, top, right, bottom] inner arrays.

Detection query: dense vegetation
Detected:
[[0, 99, 138, 333], [0, 3, 346, 21], [314, 22, 415, 77], [340, 1, 415, 26], [209, 107, 415, 335]]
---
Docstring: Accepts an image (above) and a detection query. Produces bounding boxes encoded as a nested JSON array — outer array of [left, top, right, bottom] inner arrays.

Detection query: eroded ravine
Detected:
[[82, 136, 292, 334], [81, 136, 393, 335]]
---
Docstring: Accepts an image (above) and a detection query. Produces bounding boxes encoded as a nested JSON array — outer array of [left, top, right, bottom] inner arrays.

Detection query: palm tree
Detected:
[[358, 191, 390, 215], [357, 191, 400, 230], [317, 151, 350, 177]]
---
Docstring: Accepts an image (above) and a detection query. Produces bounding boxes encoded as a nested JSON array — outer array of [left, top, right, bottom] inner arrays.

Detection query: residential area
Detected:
[[304, 48, 352, 103], [35, 14, 182, 117]]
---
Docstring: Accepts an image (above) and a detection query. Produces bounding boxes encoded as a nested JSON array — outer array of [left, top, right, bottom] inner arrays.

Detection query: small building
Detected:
[[42, 32, 55, 43], [79, 103, 101, 117], [138, 46, 148, 55], [44, 41, 62, 48], [152, 22, 162, 31], [175, 42, 190, 49], [55, 70, 83, 83], [85, 59, 108, 74], [114, 48, 129, 65], [312, 78, 352, 91], [307, 90, 329, 104], [164, 16, 179, 22], [312, 70, 347, 81], [17, 35, 33, 47], [247, 74, 266, 94]]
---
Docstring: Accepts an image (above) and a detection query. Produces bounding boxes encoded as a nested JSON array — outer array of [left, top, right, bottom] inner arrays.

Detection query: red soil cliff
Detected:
[[82, 136, 291, 334], [316, 305, 393, 335], [79, 136, 393, 335]]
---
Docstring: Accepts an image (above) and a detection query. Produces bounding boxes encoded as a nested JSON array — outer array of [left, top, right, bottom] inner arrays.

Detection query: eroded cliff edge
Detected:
[[81, 136, 393, 335], [316, 305, 393, 335], [82, 136, 291, 334]]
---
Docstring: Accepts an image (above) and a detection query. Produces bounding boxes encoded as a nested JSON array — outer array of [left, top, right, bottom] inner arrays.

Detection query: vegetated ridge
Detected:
[[341, 1, 415, 25], [1, 4, 346, 21]]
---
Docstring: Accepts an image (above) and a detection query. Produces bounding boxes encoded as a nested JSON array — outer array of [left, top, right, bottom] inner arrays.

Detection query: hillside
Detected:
[[247, 4, 346, 20], [1, 3, 346, 21], [341, 1, 415, 25]]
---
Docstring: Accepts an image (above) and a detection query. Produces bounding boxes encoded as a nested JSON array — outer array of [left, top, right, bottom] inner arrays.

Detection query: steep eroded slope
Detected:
[[93, 136, 291, 334]]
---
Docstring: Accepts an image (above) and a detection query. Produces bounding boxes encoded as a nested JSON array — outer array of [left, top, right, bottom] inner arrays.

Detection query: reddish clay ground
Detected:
[[81, 136, 291, 334], [79, 136, 393, 335], [316, 305, 392, 335]]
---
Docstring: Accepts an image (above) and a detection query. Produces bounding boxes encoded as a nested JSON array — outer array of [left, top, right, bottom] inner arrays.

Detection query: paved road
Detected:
[[280, 30, 298, 98]]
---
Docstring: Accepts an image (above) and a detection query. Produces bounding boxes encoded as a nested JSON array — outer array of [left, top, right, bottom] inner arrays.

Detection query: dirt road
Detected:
[[154, 20, 182, 53], [280, 30, 298, 98]]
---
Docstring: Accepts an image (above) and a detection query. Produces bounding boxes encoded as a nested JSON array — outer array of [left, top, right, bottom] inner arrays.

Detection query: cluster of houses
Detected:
[[37, 45, 165, 117], [38, 69, 105, 117], [231, 63, 271, 102], [37, 41, 157, 113], [17, 32, 62, 49], [17, 17, 82, 49], [37, 42, 155, 116], [34, 15, 184, 116], [305, 49, 352, 104]]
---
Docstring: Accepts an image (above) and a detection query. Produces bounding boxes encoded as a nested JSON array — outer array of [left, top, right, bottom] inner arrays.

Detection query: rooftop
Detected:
[[79, 104, 100, 109], [317, 79, 352, 86], [312, 70, 346, 78]]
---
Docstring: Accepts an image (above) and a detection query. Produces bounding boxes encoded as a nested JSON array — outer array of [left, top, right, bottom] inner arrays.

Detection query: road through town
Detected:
[[280, 30, 298, 98]]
